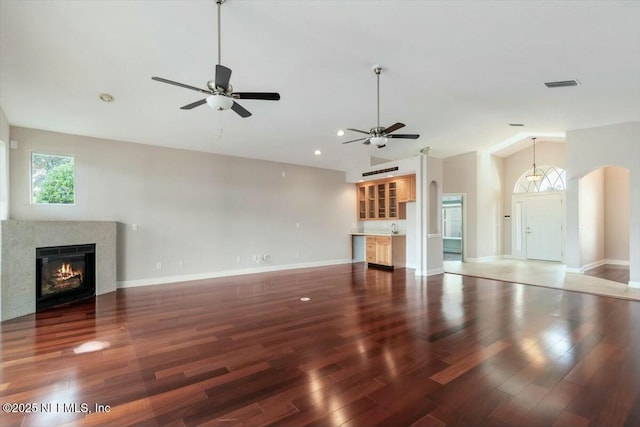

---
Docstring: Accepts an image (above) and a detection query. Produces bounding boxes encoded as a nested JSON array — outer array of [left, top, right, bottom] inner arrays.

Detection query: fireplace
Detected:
[[36, 244, 96, 311]]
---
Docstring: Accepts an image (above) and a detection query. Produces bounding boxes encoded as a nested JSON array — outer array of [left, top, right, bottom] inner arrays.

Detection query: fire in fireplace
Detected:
[[36, 244, 96, 311]]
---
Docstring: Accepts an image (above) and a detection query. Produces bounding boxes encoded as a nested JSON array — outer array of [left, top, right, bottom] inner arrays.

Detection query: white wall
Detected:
[[475, 152, 503, 259], [443, 151, 503, 261], [345, 156, 418, 183], [9, 127, 355, 286], [565, 121, 640, 286], [0, 106, 10, 220], [0, 107, 8, 143], [579, 168, 605, 268], [427, 156, 443, 273], [443, 152, 477, 258], [604, 166, 630, 262]]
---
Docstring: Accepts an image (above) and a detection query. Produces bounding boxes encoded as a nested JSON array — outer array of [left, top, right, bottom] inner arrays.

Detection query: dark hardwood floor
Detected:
[[583, 264, 630, 284], [1, 264, 639, 427]]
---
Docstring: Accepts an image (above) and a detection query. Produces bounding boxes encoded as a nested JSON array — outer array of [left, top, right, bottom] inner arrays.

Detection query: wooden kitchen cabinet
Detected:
[[367, 184, 376, 219], [357, 185, 366, 220], [397, 175, 416, 202], [355, 175, 415, 221], [365, 235, 406, 268], [366, 236, 376, 263]]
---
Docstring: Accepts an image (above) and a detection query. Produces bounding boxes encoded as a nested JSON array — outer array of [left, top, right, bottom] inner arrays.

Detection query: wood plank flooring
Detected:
[[583, 264, 630, 285], [1, 264, 639, 426]]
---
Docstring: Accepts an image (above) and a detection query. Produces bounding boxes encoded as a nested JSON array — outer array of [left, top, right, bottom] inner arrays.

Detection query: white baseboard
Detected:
[[565, 267, 582, 274], [604, 259, 630, 266], [427, 267, 445, 276], [580, 259, 630, 272], [629, 281, 640, 289], [117, 258, 353, 289], [465, 255, 503, 263]]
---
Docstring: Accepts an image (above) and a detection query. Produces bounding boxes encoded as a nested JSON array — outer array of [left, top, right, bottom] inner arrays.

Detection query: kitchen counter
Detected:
[[350, 232, 406, 237]]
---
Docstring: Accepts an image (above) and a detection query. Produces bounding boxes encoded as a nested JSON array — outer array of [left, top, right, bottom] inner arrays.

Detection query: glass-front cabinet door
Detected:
[[367, 184, 376, 219], [358, 185, 366, 219], [388, 181, 397, 218], [377, 183, 386, 218]]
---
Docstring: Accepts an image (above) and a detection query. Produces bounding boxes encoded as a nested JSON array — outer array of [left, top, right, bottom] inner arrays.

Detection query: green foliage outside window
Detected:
[[31, 153, 75, 204]]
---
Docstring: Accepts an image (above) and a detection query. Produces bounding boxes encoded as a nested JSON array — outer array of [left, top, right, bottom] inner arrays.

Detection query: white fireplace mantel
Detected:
[[0, 220, 117, 321]]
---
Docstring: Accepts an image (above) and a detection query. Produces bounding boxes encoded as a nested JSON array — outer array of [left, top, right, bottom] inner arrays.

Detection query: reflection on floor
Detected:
[[444, 258, 639, 301], [443, 252, 462, 261], [584, 263, 630, 284]]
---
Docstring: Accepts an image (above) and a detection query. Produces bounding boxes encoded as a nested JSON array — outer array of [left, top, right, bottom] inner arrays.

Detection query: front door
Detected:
[[525, 194, 563, 261]]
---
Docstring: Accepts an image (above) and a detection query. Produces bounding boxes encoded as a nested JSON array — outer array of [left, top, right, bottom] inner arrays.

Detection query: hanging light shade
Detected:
[[206, 94, 233, 111], [526, 137, 543, 181], [370, 136, 388, 146]]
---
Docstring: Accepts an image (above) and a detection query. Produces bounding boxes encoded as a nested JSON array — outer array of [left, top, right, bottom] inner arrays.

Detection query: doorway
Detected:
[[442, 195, 463, 261]]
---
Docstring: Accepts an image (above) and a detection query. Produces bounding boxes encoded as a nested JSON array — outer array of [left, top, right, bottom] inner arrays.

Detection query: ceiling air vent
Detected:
[[544, 80, 580, 88], [362, 166, 399, 177]]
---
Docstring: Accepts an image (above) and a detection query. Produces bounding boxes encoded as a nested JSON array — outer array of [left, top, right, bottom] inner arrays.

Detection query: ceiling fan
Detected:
[[151, 0, 280, 118], [342, 66, 419, 148]]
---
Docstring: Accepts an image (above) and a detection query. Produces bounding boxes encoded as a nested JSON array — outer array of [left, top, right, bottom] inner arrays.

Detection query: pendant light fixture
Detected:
[[526, 137, 543, 182]]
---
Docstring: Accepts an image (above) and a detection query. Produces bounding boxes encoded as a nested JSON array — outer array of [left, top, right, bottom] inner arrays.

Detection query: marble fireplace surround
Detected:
[[0, 220, 117, 321]]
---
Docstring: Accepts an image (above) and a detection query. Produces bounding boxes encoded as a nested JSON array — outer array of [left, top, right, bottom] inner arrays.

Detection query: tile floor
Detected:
[[444, 258, 640, 301]]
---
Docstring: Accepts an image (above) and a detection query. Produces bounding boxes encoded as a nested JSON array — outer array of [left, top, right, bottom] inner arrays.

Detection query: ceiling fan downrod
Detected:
[[374, 66, 383, 133], [216, 0, 224, 66]]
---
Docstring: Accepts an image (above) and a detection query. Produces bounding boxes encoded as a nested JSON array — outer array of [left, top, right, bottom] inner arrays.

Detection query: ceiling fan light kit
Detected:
[[151, 0, 280, 118], [370, 136, 388, 147], [206, 94, 233, 110], [341, 65, 420, 149]]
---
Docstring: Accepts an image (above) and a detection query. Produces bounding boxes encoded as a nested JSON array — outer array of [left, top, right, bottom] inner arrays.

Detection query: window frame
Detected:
[[514, 165, 567, 194]]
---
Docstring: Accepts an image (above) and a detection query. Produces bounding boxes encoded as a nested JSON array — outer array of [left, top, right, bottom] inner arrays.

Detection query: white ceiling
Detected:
[[1, 0, 639, 172]]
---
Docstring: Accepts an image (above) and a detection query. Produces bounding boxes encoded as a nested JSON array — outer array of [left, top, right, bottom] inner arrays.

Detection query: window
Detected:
[[514, 165, 566, 193], [31, 153, 75, 204], [443, 202, 462, 238]]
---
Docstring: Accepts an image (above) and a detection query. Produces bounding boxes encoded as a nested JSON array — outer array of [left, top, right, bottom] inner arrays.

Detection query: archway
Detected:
[[577, 166, 630, 282]]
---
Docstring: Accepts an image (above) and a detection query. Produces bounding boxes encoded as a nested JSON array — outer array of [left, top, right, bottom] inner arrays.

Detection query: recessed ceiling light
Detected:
[[387, 174, 394, 178], [300, 297, 311, 301], [509, 123, 525, 127], [314, 150, 322, 156], [99, 93, 114, 102], [337, 130, 345, 136]]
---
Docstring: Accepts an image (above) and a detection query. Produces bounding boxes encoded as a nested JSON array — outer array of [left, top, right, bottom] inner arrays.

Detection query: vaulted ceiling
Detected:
[[1, 0, 638, 172]]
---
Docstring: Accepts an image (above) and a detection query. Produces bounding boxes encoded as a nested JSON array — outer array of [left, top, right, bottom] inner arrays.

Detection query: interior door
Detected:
[[525, 194, 563, 261]]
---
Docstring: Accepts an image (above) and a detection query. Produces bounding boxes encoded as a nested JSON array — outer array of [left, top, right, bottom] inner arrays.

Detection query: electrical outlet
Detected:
[[263, 254, 271, 261], [296, 222, 300, 228], [132, 223, 138, 231], [296, 250, 300, 257], [178, 260, 184, 268], [236, 255, 241, 263], [155, 261, 162, 270]]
